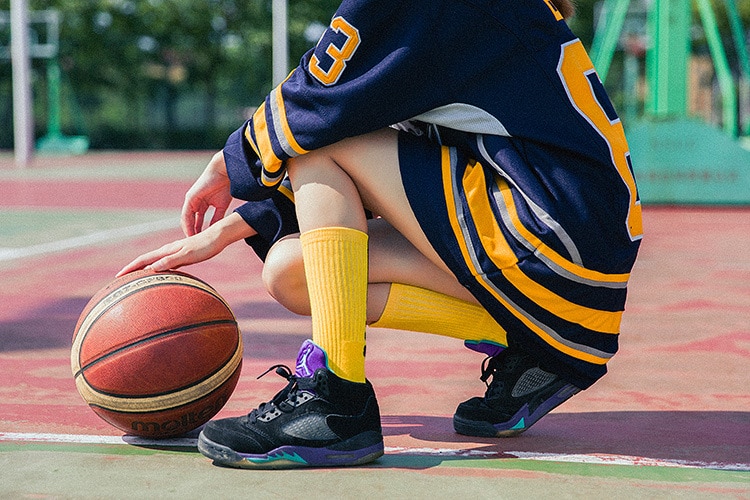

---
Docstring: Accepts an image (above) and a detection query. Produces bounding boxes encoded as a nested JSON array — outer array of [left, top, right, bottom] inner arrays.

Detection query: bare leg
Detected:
[[286, 128, 445, 272], [277, 127, 475, 323]]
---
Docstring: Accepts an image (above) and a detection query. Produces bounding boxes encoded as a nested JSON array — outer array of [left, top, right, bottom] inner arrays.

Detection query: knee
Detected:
[[262, 236, 311, 316]]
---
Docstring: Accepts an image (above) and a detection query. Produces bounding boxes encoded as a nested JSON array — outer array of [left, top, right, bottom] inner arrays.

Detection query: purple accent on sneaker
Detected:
[[237, 441, 384, 468], [492, 383, 580, 434], [295, 340, 328, 377], [464, 340, 506, 358]]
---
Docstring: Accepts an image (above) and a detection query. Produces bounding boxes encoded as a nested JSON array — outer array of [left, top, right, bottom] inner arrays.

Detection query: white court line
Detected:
[[0, 218, 177, 262], [0, 432, 193, 447], [1, 432, 747, 471]]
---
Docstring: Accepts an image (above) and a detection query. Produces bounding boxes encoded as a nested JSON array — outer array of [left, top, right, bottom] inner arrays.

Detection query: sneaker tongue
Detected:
[[295, 340, 328, 377], [464, 340, 506, 357]]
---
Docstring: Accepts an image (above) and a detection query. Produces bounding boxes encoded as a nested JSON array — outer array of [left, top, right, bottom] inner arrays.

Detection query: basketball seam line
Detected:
[[73, 319, 239, 383]]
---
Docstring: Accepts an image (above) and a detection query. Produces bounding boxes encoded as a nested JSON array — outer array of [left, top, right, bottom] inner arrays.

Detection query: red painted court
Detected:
[[0, 152, 748, 497]]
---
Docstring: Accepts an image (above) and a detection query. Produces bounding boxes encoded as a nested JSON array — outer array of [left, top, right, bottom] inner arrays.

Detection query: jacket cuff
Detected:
[[233, 191, 298, 261], [224, 123, 277, 201]]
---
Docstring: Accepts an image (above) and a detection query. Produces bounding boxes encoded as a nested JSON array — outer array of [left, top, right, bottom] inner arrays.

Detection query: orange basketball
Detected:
[[71, 269, 243, 438]]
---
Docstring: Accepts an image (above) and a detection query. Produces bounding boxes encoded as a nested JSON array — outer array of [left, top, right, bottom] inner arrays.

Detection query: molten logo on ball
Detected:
[[131, 395, 228, 435]]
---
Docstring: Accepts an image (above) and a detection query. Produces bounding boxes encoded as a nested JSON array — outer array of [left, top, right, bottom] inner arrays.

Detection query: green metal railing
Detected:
[[590, 0, 748, 137], [694, 0, 737, 137]]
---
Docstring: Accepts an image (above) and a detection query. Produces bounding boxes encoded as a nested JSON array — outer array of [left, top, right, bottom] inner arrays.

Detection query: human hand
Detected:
[[181, 150, 233, 236], [116, 231, 223, 277]]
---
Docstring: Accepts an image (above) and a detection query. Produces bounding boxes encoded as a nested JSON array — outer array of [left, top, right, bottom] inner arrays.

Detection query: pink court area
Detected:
[[0, 154, 748, 496]]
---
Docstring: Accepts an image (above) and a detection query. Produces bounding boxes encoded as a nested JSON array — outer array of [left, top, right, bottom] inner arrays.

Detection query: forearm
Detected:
[[209, 211, 258, 248]]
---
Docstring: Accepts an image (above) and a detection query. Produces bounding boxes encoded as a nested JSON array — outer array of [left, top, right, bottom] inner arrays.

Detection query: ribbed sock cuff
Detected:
[[300, 227, 368, 382], [371, 282, 507, 347]]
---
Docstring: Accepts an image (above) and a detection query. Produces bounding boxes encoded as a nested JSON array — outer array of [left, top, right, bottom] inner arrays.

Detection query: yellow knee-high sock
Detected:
[[300, 227, 368, 383], [370, 283, 507, 348]]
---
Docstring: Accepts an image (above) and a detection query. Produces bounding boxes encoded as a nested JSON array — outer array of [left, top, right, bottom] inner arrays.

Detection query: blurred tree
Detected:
[[0, 0, 339, 148]]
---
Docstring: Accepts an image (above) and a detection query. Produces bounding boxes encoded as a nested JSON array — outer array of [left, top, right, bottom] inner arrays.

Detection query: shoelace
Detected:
[[247, 364, 298, 423], [479, 349, 531, 388], [479, 350, 510, 386]]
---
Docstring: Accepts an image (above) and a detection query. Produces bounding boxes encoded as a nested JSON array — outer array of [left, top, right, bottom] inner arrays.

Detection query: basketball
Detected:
[[71, 269, 243, 438]]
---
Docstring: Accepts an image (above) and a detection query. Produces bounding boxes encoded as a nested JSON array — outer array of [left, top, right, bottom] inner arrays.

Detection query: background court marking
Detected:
[[2, 432, 747, 471], [0, 218, 177, 262]]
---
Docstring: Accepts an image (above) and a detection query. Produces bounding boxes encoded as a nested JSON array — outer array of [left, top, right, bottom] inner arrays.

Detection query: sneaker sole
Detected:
[[197, 431, 384, 469], [453, 383, 580, 437]]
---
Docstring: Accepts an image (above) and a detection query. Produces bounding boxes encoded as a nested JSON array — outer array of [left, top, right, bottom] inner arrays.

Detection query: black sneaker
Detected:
[[453, 344, 580, 437], [197, 340, 384, 468]]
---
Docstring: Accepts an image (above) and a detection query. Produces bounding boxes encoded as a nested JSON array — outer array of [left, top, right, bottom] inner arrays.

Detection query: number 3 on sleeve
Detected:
[[309, 16, 361, 86]]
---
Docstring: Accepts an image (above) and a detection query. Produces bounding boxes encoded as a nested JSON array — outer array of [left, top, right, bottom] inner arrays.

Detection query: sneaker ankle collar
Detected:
[[295, 340, 329, 377]]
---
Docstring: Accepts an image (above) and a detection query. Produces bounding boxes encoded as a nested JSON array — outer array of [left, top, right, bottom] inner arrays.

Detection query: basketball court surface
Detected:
[[0, 151, 748, 498]]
